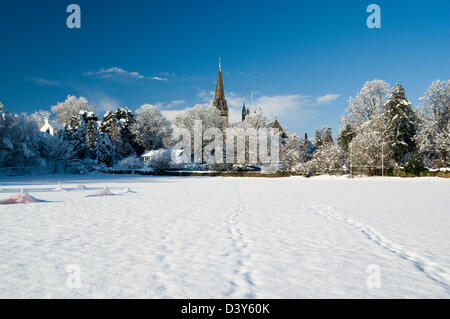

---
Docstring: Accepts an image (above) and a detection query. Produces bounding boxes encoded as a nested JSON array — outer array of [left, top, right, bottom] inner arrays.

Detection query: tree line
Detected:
[[0, 79, 448, 175]]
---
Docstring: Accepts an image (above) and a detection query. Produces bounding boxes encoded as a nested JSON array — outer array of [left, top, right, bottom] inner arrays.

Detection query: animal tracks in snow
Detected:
[[301, 204, 450, 293]]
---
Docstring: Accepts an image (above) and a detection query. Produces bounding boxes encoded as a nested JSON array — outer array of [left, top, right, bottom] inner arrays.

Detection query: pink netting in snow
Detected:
[[87, 186, 116, 197], [0, 190, 44, 205]]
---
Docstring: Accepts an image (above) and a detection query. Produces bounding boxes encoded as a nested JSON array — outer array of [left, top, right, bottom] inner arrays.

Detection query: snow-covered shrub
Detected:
[[260, 163, 282, 174], [116, 156, 144, 170], [143, 149, 171, 172]]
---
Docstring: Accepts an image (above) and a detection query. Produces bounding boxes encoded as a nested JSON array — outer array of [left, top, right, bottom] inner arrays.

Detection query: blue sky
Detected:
[[0, 0, 449, 136]]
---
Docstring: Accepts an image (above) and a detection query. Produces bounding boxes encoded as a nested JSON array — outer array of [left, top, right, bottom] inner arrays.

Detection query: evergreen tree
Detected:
[[71, 120, 88, 159], [383, 84, 417, 164], [314, 128, 324, 148], [323, 128, 333, 145], [97, 132, 113, 167], [100, 107, 138, 159], [338, 124, 355, 153], [85, 112, 99, 160]]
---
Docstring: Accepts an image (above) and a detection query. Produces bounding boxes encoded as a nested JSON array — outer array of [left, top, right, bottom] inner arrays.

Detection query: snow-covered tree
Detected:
[[51, 95, 94, 124], [383, 84, 417, 164], [173, 104, 224, 135], [237, 107, 268, 129], [306, 142, 346, 175], [85, 112, 99, 160], [280, 131, 307, 172], [172, 104, 224, 162], [231, 107, 271, 165], [100, 108, 137, 159], [415, 80, 450, 167], [31, 110, 51, 128], [314, 126, 328, 148], [349, 115, 394, 174], [97, 132, 113, 167], [343, 80, 390, 130], [337, 124, 355, 153], [131, 104, 172, 152], [0, 110, 41, 167], [39, 133, 75, 173], [323, 127, 333, 145], [70, 119, 88, 159]]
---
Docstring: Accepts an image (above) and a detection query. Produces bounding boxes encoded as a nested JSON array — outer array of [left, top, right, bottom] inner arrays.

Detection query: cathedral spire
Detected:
[[212, 59, 229, 124]]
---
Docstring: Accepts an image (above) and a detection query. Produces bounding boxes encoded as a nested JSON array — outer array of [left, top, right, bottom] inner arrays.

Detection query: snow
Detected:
[[0, 175, 449, 298], [122, 188, 136, 194]]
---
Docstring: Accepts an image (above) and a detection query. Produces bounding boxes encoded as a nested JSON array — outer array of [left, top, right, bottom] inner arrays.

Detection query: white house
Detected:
[[40, 118, 63, 136]]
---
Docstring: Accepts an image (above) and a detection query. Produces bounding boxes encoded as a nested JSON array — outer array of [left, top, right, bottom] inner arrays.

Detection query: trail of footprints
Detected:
[[223, 189, 257, 298], [302, 204, 450, 293]]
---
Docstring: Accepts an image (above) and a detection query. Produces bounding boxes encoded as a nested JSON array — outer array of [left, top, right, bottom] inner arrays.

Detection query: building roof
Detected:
[[267, 119, 283, 131]]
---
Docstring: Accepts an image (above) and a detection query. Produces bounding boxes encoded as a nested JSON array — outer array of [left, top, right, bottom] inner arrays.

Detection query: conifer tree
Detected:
[[85, 112, 99, 160], [338, 124, 355, 153], [383, 84, 417, 164], [323, 128, 334, 145], [97, 132, 113, 167], [71, 120, 88, 159]]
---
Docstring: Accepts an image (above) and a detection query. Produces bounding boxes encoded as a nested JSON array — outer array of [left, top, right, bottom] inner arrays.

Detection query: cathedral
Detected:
[[211, 61, 285, 135]]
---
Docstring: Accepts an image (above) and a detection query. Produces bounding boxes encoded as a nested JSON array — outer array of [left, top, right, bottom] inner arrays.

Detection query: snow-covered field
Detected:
[[0, 175, 449, 298]]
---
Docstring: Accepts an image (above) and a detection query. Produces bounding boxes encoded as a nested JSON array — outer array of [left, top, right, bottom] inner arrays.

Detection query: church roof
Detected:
[[267, 119, 283, 131]]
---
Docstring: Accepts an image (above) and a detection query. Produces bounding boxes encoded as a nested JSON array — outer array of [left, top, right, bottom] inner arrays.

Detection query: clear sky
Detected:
[[0, 0, 449, 136]]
